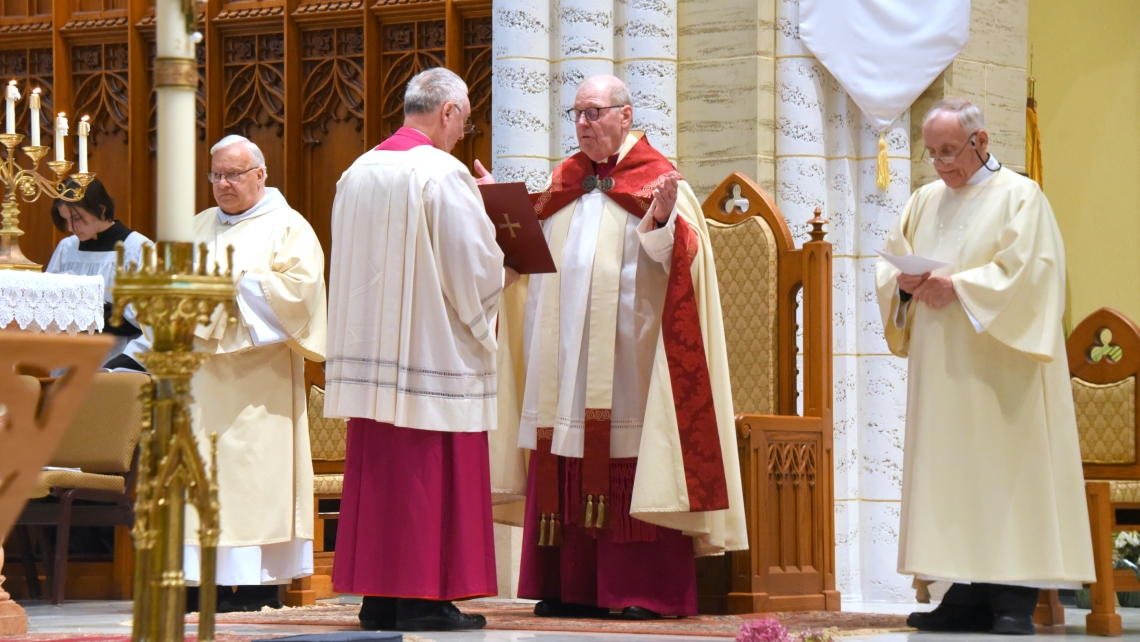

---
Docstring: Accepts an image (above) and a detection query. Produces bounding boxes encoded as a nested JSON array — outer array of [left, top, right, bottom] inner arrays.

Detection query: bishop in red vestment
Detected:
[[492, 75, 747, 620]]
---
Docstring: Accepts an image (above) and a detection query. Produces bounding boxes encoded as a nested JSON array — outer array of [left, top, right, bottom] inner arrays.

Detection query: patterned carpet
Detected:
[[187, 600, 913, 638]]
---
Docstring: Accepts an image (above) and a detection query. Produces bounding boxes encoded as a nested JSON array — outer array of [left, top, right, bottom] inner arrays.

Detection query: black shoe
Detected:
[[907, 604, 994, 632], [534, 600, 610, 618], [395, 599, 487, 631], [217, 585, 284, 613], [621, 606, 663, 620], [992, 613, 1036, 635], [359, 596, 398, 630]]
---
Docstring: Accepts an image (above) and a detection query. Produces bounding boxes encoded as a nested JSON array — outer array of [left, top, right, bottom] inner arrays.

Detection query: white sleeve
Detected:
[[962, 299, 986, 333], [235, 272, 291, 346], [635, 203, 678, 265]]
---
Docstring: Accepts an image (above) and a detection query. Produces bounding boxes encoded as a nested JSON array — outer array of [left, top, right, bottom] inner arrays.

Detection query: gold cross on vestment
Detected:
[[499, 213, 521, 238]]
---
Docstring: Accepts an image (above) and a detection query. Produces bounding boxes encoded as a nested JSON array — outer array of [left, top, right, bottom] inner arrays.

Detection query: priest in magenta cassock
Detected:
[[493, 75, 747, 620], [875, 99, 1094, 636], [324, 68, 515, 632], [168, 135, 327, 612]]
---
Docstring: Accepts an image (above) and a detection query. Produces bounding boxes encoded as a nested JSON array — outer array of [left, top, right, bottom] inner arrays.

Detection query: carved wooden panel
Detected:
[[223, 32, 285, 184], [0, 47, 54, 267], [1, 0, 51, 18], [379, 19, 444, 140], [301, 26, 364, 285], [456, 14, 490, 168], [301, 27, 363, 145], [72, 43, 130, 144], [766, 440, 818, 574]]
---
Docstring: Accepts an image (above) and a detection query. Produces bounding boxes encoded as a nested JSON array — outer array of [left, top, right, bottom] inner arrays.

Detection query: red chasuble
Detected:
[[526, 137, 728, 544]]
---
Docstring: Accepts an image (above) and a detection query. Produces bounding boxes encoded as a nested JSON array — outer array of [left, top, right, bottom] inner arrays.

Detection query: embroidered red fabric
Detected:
[[660, 217, 729, 511]]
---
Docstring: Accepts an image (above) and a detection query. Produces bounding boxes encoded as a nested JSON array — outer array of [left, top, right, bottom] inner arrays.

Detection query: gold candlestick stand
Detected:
[[0, 133, 95, 271], [111, 241, 236, 642]]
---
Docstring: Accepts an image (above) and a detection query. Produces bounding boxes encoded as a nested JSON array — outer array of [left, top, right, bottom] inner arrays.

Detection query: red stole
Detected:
[[531, 136, 728, 545], [375, 127, 433, 152]]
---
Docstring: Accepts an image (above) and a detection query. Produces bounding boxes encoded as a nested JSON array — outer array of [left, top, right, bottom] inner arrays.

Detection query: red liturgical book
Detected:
[[478, 182, 557, 275]]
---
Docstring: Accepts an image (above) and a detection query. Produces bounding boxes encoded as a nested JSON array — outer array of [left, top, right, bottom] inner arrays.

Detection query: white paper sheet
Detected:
[[875, 250, 951, 276]]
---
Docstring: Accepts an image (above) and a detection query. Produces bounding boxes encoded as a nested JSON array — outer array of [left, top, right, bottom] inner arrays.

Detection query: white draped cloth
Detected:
[[0, 271, 104, 334]]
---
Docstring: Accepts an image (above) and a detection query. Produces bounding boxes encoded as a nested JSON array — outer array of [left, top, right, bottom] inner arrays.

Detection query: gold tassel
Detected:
[[596, 495, 607, 529], [538, 514, 548, 547], [876, 131, 889, 191], [584, 495, 595, 529], [549, 516, 561, 546]]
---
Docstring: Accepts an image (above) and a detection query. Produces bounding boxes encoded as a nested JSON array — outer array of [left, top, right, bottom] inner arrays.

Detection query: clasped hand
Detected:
[[898, 272, 958, 309]]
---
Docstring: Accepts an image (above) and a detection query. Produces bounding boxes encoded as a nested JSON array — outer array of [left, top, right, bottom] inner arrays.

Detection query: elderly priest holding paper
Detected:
[[875, 98, 1094, 636], [325, 67, 516, 632], [494, 75, 746, 620]]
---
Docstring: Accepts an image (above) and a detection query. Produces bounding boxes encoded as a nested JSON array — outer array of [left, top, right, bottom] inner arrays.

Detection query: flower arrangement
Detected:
[[1113, 531, 1140, 565], [736, 618, 833, 642]]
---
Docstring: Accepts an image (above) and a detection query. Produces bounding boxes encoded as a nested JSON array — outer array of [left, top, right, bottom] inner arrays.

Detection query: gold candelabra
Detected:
[[0, 133, 94, 271], [112, 241, 236, 642]]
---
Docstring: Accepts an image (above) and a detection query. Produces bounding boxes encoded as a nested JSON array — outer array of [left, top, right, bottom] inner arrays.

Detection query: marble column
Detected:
[[492, 0, 678, 188], [774, 0, 914, 603]]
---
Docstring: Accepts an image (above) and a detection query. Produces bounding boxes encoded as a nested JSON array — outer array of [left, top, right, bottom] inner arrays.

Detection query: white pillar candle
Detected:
[[154, 0, 198, 242], [4, 81, 18, 135], [78, 117, 89, 173], [54, 113, 67, 162], [29, 89, 40, 146]]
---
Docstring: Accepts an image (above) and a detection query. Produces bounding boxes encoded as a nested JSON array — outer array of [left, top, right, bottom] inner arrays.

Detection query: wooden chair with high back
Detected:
[[1066, 307, 1140, 636], [15, 370, 150, 605], [298, 359, 346, 601], [696, 172, 837, 614]]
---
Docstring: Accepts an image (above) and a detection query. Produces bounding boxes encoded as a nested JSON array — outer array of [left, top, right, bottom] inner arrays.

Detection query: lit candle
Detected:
[[29, 89, 40, 146], [4, 81, 19, 135], [54, 113, 67, 162], [78, 116, 89, 173]]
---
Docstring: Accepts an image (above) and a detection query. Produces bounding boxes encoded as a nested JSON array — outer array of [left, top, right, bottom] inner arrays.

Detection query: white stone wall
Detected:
[[492, 0, 679, 189], [774, 0, 913, 602]]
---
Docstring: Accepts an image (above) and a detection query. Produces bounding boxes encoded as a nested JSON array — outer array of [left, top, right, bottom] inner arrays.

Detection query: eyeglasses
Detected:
[[462, 120, 476, 135], [207, 166, 259, 184], [923, 133, 977, 165], [566, 105, 625, 122]]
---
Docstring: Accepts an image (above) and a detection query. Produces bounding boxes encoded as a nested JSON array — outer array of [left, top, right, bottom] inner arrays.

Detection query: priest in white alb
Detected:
[[122, 135, 328, 612], [875, 99, 1094, 636], [495, 75, 747, 620], [325, 68, 512, 632]]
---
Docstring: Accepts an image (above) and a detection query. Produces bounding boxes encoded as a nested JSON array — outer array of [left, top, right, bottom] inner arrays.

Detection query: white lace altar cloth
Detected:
[[0, 270, 104, 334]]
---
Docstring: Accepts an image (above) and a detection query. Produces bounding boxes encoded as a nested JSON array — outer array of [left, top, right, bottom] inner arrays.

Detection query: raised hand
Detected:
[[647, 174, 679, 224], [474, 159, 495, 185]]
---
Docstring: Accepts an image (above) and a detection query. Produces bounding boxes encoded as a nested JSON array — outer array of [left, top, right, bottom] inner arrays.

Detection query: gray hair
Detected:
[[923, 98, 986, 133], [404, 68, 468, 115], [577, 75, 632, 106], [211, 134, 267, 178]]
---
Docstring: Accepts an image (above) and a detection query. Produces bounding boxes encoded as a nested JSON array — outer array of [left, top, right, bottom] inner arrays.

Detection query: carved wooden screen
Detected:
[[0, 0, 492, 276]]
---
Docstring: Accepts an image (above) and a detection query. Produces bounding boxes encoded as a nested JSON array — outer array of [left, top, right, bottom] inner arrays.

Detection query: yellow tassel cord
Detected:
[[549, 516, 561, 546], [584, 495, 595, 528], [875, 131, 889, 191], [1026, 76, 1043, 188], [596, 495, 607, 529], [538, 513, 549, 546]]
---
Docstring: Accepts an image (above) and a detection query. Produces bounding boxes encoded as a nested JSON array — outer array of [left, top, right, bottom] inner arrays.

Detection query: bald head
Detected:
[[571, 75, 634, 162]]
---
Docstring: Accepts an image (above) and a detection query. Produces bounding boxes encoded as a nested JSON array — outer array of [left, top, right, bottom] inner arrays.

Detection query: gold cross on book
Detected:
[[499, 213, 521, 238]]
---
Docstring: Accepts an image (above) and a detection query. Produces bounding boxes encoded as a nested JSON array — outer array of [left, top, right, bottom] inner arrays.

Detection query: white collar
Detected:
[[217, 187, 287, 225], [965, 154, 1000, 186]]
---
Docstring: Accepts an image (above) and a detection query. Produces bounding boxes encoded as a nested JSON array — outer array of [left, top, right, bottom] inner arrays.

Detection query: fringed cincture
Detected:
[[876, 131, 890, 191], [538, 513, 561, 547], [584, 495, 595, 529], [596, 495, 607, 529]]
